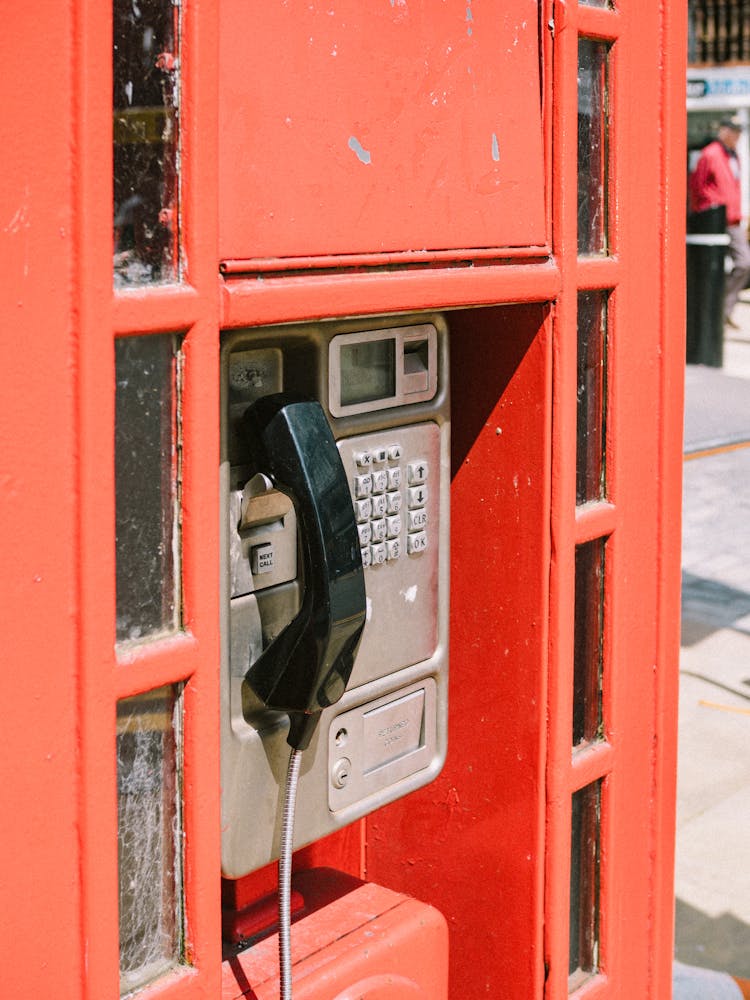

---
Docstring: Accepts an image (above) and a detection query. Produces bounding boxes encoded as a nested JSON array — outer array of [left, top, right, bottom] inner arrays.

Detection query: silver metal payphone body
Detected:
[[220, 314, 450, 878]]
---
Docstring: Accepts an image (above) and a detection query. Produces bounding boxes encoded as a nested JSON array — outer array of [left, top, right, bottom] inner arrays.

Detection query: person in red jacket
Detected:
[[689, 118, 750, 328]]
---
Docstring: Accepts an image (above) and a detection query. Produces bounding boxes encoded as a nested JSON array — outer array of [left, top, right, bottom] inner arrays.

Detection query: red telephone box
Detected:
[[0, 2, 686, 999]]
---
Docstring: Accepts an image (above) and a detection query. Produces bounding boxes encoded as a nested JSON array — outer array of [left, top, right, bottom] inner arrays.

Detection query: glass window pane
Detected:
[[576, 291, 608, 505], [578, 40, 609, 255], [573, 539, 605, 746], [114, 0, 180, 287], [569, 782, 601, 984], [580, 0, 612, 7], [115, 334, 180, 644], [118, 686, 183, 995]]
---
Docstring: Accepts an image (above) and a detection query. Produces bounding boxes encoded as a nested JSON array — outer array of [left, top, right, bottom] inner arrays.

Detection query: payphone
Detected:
[[220, 314, 450, 879]]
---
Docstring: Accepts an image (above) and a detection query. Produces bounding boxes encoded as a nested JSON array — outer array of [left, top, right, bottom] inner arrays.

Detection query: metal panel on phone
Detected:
[[328, 681, 434, 812]]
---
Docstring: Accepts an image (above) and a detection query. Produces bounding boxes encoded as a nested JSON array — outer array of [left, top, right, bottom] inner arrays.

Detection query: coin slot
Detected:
[[403, 339, 429, 394]]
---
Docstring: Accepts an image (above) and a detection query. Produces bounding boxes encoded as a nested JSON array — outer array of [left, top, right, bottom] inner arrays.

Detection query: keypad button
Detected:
[[407, 531, 428, 555], [371, 542, 387, 565], [387, 467, 402, 490], [408, 508, 427, 531], [354, 474, 372, 498], [386, 514, 402, 538], [371, 494, 387, 517], [372, 446, 387, 463], [251, 542, 274, 575], [387, 444, 402, 461], [407, 461, 428, 485], [371, 518, 386, 543], [355, 450, 373, 468], [371, 470, 387, 494], [386, 538, 401, 561], [360, 546, 372, 568], [357, 522, 372, 546], [408, 484, 428, 508], [386, 491, 402, 514], [355, 497, 372, 522]]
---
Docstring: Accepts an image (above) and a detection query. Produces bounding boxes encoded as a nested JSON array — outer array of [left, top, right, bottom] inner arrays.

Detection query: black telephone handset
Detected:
[[241, 393, 367, 751]]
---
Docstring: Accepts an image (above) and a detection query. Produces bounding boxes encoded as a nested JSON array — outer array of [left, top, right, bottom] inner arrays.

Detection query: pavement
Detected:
[[675, 291, 750, 978]]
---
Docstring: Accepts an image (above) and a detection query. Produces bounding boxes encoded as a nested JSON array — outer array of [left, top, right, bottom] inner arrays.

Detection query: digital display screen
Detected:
[[340, 338, 396, 407]]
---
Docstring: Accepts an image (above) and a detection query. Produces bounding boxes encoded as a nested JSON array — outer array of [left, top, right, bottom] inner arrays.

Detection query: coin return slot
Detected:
[[362, 690, 425, 773]]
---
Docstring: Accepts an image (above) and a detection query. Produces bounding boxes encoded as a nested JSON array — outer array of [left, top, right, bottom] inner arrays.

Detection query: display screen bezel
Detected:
[[328, 324, 438, 419]]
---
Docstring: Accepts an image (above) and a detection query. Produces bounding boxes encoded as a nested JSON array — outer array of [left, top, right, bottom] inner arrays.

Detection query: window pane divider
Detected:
[[570, 740, 614, 792], [115, 634, 200, 699], [574, 501, 617, 544], [114, 284, 202, 336], [577, 5, 622, 42], [576, 255, 621, 289]]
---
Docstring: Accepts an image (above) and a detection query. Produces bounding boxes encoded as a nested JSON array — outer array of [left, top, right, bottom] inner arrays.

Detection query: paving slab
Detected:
[[684, 366, 750, 453]]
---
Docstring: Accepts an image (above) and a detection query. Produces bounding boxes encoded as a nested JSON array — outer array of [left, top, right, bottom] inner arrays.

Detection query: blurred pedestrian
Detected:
[[689, 118, 750, 329]]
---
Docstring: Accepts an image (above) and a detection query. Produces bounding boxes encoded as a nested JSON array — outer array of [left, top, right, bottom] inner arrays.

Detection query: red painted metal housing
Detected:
[[217, 0, 546, 258]]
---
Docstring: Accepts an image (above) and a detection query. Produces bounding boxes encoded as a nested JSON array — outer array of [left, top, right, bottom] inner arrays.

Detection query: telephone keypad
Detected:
[[371, 519, 387, 543], [408, 508, 428, 532], [355, 498, 372, 522], [371, 470, 388, 494], [371, 494, 387, 518], [357, 523, 372, 546], [407, 461, 428, 486], [408, 485, 428, 508], [371, 543, 387, 565], [407, 531, 427, 555], [349, 440, 430, 568], [354, 473, 372, 498]]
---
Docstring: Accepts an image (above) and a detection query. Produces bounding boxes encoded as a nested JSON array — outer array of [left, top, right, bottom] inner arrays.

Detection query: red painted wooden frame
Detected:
[[0, 1, 685, 999]]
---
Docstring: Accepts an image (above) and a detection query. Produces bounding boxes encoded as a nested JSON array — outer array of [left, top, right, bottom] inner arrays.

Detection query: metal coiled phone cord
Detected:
[[279, 746, 302, 1000]]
